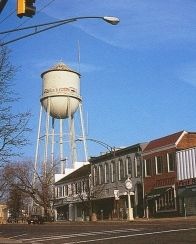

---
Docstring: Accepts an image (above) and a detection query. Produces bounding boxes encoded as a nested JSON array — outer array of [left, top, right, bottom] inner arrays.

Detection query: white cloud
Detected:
[[178, 63, 196, 87]]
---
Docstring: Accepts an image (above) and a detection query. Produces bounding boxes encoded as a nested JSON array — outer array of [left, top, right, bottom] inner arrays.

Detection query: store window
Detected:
[[157, 188, 176, 211]]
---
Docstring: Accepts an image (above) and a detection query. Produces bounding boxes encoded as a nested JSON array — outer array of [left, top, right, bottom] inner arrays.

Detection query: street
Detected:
[[0, 218, 196, 244]]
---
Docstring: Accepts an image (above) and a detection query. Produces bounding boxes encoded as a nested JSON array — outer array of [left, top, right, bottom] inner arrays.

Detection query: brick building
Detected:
[[142, 131, 196, 218]]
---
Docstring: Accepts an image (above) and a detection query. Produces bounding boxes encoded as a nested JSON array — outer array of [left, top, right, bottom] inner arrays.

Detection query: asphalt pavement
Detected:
[[0, 216, 195, 243]]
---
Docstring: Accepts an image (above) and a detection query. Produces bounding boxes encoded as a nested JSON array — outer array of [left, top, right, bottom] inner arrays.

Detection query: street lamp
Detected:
[[125, 177, 134, 221], [76, 137, 116, 159], [0, 16, 120, 46]]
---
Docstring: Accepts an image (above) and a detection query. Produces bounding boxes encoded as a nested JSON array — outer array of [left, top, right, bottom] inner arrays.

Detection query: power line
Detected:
[[0, 0, 8, 14], [0, 17, 74, 35], [0, 9, 15, 25], [37, 0, 56, 13], [0, 0, 56, 42], [0, 18, 76, 46]]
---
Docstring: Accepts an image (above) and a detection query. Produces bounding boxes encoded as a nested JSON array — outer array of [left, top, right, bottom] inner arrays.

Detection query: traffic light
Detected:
[[17, 0, 36, 18]]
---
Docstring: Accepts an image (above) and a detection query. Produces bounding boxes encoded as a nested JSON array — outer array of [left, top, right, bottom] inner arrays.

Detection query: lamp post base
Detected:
[[127, 207, 134, 221]]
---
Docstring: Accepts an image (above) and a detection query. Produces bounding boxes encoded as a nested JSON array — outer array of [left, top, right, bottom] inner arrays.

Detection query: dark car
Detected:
[[27, 215, 44, 224]]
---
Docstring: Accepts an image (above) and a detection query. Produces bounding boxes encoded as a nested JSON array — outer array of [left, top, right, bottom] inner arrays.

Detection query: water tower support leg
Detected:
[[51, 118, 55, 168], [59, 118, 64, 174], [79, 103, 88, 162], [68, 98, 77, 168], [34, 106, 43, 185], [44, 98, 51, 175]]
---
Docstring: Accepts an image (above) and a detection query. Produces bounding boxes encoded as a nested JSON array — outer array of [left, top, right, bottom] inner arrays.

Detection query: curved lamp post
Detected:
[[76, 137, 116, 161], [0, 16, 120, 46]]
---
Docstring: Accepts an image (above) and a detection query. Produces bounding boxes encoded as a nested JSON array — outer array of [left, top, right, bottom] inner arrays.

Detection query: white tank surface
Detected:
[[41, 62, 81, 119]]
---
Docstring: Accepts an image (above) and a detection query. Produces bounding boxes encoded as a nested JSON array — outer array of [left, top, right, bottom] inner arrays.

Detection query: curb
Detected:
[[53, 216, 196, 224]]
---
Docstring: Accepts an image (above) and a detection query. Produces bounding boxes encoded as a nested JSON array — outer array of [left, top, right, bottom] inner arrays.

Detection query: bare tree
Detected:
[[3, 160, 55, 217], [0, 45, 31, 166], [76, 174, 105, 220]]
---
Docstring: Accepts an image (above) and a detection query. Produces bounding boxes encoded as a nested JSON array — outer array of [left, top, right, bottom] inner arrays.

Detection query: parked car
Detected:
[[27, 215, 44, 224]]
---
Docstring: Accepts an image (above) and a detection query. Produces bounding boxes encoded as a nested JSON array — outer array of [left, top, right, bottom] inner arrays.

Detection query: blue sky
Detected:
[[1, 0, 196, 159]]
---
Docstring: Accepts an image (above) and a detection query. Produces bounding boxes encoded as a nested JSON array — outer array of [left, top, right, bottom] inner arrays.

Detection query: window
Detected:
[[145, 159, 152, 177], [156, 156, 163, 174], [110, 161, 116, 182], [118, 159, 125, 180], [82, 180, 85, 192], [58, 186, 62, 197], [157, 187, 176, 212], [77, 181, 82, 193], [126, 157, 132, 177], [167, 153, 175, 172], [93, 166, 98, 186], [55, 187, 58, 198], [63, 185, 66, 196], [75, 183, 78, 194], [68, 184, 72, 196], [98, 165, 104, 184], [135, 157, 141, 177], [104, 163, 109, 183], [72, 184, 76, 195], [65, 185, 68, 196], [85, 178, 90, 192]]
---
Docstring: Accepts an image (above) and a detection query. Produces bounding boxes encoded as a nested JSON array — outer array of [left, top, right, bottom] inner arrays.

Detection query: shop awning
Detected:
[[146, 187, 172, 200]]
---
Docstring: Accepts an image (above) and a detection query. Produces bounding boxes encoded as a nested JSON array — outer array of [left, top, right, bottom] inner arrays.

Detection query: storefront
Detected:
[[146, 185, 177, 217], [177, 178, 196, 216]]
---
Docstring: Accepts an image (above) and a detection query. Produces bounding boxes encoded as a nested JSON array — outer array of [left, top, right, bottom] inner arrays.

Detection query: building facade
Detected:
[[54, 131, 196, 221], [142, 131, 196, 218], [176, 147, 196, 216], [54, 164, 91, 221], [90, 143, 147, 220]]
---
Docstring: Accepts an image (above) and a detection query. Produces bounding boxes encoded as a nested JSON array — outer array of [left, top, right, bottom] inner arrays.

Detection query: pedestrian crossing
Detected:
[[15, 228, 143, 243], [2, 226, 196, 244]]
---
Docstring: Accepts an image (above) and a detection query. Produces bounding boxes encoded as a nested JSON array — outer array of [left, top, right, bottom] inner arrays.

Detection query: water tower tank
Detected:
[[40, 62, 81, 119]]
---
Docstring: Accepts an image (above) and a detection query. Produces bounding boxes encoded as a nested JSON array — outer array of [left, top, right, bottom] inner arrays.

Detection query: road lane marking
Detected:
[[63, 227, 196, 244], [9, 233, 28, 238], [20, 228, 142, 242]]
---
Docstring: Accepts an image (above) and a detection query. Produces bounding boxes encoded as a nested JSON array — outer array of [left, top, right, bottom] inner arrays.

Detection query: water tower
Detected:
[[34, 62, 88, 175]]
